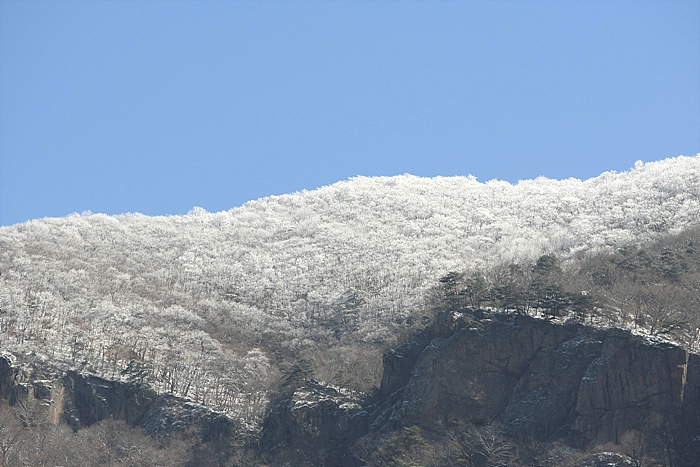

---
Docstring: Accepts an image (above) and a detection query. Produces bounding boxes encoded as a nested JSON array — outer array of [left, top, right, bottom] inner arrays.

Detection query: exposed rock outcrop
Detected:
[[261, 381, 366, 467], [0, 352, 235, 441], [261, 310, 700, 464], [377, 311, 700, 446]]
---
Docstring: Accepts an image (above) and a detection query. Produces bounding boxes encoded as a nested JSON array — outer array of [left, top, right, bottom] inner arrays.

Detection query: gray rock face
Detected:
[[61, 371, 157, 430], [261, 381, 366, 467], [378, 311, 700, 447], [261, 310, 700, 463], [571, 330, 691, 444], [0, 353, 235, 440]]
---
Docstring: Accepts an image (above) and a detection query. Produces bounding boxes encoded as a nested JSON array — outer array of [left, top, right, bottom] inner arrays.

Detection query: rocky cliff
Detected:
[[4, 308, 699, 465], [261, 381, 367, 466], [0, 352, 235, 441], [262, 310, 700, 465], [376, 311, 700, 445]]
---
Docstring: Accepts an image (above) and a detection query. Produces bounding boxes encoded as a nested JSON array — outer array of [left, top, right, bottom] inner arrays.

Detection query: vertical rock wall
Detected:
[[0, 353, 236, 440], [378, 311, 700, 447]]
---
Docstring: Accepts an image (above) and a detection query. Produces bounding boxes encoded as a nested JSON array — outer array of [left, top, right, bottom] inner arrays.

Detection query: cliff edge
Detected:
[[263, 310, 700, 465], [376, 311, 699, 446], [0, 352, 235, 441]]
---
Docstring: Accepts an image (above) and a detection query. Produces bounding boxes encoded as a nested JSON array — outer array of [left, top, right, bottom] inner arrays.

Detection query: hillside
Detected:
[[1, 154, 699, 433], [262, 310, 700, 467]]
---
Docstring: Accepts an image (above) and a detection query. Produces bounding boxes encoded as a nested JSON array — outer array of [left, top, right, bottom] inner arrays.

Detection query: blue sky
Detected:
[[1, 1, 699, 227]]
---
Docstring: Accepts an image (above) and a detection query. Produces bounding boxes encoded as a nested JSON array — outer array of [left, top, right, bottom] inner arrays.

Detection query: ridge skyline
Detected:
[[6, 154, 699, 226]]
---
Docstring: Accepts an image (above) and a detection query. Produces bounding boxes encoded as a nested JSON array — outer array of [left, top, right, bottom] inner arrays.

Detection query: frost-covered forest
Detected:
[[1, 155, 699, 430]]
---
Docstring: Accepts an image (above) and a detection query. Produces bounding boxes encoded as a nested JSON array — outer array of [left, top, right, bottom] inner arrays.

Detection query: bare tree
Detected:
[[621, 430, 647, 467]]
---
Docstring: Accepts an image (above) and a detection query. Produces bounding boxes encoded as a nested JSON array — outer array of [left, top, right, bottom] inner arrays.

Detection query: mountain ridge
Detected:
[[2, 156, 700, 410], [1, 155, 699, 466]]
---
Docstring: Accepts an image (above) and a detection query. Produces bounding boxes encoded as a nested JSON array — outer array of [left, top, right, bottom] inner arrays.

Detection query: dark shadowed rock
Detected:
[[261, 381, 365, 467], [0, 353, 236, 440], [260, 309, 700, 464], [62, 371, 157, 430], [377, 310, 700, 448]]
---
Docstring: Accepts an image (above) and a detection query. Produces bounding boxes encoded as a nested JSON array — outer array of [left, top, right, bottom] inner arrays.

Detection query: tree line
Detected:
[[432, 224, 700, 353]]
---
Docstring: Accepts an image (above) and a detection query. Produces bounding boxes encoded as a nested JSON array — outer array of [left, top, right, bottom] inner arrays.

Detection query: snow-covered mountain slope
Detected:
[[1, 154, 699, 425]]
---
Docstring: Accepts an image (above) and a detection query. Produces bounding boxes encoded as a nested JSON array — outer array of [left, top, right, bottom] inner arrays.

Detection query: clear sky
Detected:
[[1, 1, 699, 227]]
